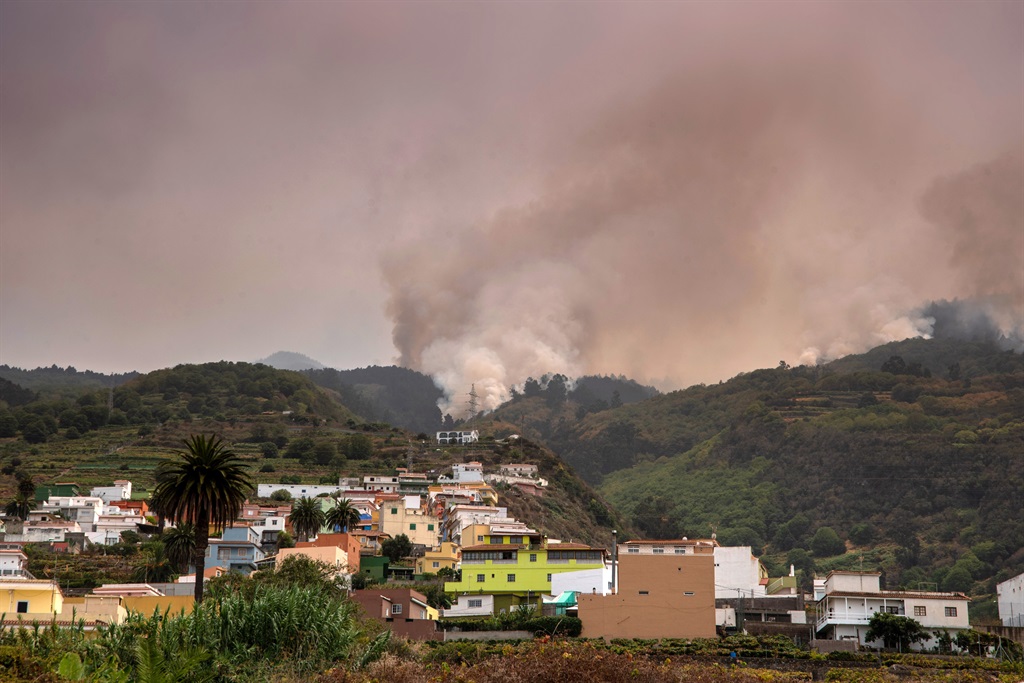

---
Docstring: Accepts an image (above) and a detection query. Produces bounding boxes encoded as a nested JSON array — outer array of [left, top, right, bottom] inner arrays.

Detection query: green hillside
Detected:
[[472, 340, 1023, 617]]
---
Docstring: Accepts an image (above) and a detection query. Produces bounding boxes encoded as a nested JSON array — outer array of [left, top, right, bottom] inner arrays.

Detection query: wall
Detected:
[[714, 546, 766, 599], [578, 554, 716, 640]]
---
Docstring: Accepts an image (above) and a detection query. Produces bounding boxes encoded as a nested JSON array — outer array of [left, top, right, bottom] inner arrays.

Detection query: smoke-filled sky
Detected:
[[2, 1, 1022, 408]]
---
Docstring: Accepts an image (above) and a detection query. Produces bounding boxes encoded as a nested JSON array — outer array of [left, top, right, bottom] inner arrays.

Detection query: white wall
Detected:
[[714, 546, 766, 599], [997, 572, 1024, 627], [551, 565, 614, 597]]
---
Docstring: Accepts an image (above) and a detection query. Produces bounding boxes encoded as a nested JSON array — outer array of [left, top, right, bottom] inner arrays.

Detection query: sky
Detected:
[[1, 1, 1022, 409]]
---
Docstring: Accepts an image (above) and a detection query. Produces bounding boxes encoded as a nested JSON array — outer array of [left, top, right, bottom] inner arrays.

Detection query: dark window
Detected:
[[476, 574, 485, 582], [945, 607, 957, 617], [16, 601, 28, 613]]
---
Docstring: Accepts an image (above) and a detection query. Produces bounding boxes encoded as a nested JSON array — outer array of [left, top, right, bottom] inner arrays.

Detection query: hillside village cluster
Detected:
[[1, 430, 1021, 649]]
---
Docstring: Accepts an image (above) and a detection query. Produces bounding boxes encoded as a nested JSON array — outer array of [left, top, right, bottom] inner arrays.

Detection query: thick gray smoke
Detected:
[[381, 3, 1024, 411]]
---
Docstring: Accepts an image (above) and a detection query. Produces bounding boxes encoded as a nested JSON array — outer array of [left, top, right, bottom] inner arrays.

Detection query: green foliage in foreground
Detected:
[[0, 583, 387, 683]]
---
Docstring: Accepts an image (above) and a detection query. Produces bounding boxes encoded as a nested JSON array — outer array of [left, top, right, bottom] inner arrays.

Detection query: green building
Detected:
[[444, 523, 606, 613]]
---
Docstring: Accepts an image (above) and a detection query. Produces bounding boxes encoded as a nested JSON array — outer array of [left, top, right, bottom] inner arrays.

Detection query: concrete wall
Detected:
[[444, 630, 532, 641], [578, 553, 716, 640]]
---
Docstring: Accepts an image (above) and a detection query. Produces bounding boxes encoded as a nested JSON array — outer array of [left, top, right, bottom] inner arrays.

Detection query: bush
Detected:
[[811, 527, 846, 557], [522, 616, 582, 637], [260, 463, 276, 473]]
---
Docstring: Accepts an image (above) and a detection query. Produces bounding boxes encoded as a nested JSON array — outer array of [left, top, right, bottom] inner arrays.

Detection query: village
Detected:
[[2, 429, 1017, 655]]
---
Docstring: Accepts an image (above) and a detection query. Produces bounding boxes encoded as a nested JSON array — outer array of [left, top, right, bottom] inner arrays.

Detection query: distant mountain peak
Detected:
[[256, 351, 325, 371]]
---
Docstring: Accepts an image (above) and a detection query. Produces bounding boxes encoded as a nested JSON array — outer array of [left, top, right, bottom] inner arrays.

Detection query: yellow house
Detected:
[[1, 580, 127, 630], [416, 542, 461, 575], [1, 579, 63, 619], [379, 499, 441, 547]]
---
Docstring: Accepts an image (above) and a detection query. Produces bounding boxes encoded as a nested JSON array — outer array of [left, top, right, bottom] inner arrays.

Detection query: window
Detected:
[[945, 607, 957, 617], [530, 554, 537, 562], [508, 536, 523, 544], [432, 561, 440, 568], [653, 548, 664, 554], [409, 524, 416, 531], [627, 547, 639, 554], [489, 537, 504, 544], [914, 606, 926, 616], [684, 592, 694, 596], [476, 574, 485, 583], [477, 535, 484, 542], [547, 573, 552, 582], [674, 548, 687, 554], [885, 606, 900, 614], [639, 591, 649, 595], [392, 604, 403, 615], [468, 599, 482, 608], [428, 524, 434, 531], [391, 508, 398, 514], [507, 573, 516, 582], [16, 601, 28, 613]]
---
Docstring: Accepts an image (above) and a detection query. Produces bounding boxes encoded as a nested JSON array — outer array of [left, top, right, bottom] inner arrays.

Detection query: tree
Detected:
[[290, 497, 325, 542], [811, 527, 846, 557], [881, 355, 907, 374], [270, 489, 292, 501], [325, 497, 361, 532], [4, 494, 34, 520], [865, 612, 928, 651], [132, 544, 176, 583], [381, 533, 412, 562], [151, 434, 254, 603], [162, 523, 197, 573]]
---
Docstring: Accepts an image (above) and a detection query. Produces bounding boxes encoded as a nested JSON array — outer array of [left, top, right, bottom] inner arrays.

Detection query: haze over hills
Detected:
[[256, 351, 326, 371]]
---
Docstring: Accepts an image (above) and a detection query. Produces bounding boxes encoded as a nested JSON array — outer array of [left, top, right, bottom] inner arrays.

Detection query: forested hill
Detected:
[[473, 338, 1022, 607], [305, 366, 445, 434], [0, 364, 138, 397]]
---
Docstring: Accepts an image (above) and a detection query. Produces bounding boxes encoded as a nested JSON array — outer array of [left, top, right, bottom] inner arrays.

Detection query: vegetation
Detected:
[[151, 435, 254, 602], [325, 496, 361, 532], [290, 496, 326, 542], [864, 612, 929, 651]]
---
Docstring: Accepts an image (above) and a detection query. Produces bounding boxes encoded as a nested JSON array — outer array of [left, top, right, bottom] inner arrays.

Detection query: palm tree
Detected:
[[131, 544, 176, 584], [151, 434, 253, 603], [290, 497, 325, 542], [161, 523, 196, 573], [4, 494, 34, 520], [325, 497, 361, 533]]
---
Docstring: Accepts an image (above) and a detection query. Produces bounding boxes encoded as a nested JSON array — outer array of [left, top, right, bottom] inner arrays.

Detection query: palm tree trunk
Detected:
[[193, 509, 210, 603]]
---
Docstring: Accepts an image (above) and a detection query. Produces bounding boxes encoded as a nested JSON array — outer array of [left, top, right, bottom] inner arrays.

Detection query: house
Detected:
[[204, 527, 265, 574], [256, 483, 346, 498], [0, 549, 29, 577], [0, 579, 127, 631], [89, 480, 132, 503], [577, 539, 717, 640], [499, 463, 538, 477], [813, 571, 970, 650], [363, 475, 401, 493], [415, 542, 460, 575], [444, 593, 494, 619], [276, 545, 349, 578], [35, 496, 104, 530], [443, 523, 606, 615], [378, 496, 441, 547], [109, 499, 149, 517], [349, 588, 441, 640], [997, 572, 1024, 627], [440, 505, 509, 545], [436, 430, 479, 445], [296, 532, 362, 572]]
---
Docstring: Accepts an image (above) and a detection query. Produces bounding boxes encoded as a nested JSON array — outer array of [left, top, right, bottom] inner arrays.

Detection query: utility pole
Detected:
[[467, 384, 479, 417]]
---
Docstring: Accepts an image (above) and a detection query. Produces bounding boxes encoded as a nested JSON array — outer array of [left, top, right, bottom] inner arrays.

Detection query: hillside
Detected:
[[470, 339, 1023, 614], [305, 365, 445, 434], [0, 364, 138, 397], [0, 365, 620, 549]]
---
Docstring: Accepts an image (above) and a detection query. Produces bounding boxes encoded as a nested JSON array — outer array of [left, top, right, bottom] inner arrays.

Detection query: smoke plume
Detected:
[[378, 3, 1023, 410]]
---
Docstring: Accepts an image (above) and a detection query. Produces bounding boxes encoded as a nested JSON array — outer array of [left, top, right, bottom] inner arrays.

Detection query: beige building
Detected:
[[578, 540, 716, 640], [378, 497, 441, 547], [276, 545, 350, 575]]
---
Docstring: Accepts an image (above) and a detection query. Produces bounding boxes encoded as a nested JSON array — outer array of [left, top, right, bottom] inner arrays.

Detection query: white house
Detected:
[[814, 571, 970, 650], [89, 481, 132, 503], [443, 593, 494, 618], [256, 483, 346, 498], [35, 497, 105, 530], [997, 572, 1024, 627], [436, 431, 479, 445], [0, 549, 29, 577]]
